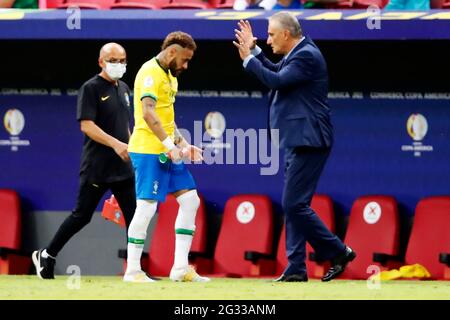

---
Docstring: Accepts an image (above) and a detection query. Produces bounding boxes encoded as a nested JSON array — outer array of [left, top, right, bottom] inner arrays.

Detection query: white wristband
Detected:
[[162, 136, 176, 151]]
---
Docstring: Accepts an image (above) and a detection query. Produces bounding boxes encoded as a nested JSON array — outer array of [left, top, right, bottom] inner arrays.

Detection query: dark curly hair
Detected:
[[162, 31, 197, 51]]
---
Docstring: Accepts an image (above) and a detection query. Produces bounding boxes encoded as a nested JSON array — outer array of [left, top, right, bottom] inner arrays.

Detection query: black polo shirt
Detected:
[[77, 75, 134, 184]]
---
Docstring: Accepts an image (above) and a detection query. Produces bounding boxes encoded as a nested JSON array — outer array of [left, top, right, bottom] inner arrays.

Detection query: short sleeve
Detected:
[[124, 83, 131, 96], [77, 83, 98, 121], [140, 68, 159, 102]]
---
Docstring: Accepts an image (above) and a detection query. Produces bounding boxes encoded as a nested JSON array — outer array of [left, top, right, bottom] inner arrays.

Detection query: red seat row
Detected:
[[115, 193, 450, 280], [40, 0, 450, 10], [1, 188, 449, 280], [42, 0, 232, 9], [0, 190, 31, 274]]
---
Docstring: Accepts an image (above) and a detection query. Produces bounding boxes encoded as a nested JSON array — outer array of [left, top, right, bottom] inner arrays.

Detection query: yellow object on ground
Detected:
[[375, 264, 431, 281]]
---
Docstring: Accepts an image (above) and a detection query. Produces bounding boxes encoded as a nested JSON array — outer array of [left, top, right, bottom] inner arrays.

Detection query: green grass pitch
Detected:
[[0, 276, 449, 300]]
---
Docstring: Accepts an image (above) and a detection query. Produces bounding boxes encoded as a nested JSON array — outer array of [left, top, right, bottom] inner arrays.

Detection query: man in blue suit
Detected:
[[233, 13, 356, 282]]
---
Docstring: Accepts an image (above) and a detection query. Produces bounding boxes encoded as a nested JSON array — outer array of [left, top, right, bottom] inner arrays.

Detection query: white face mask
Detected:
[[104, 61, 126, 80]]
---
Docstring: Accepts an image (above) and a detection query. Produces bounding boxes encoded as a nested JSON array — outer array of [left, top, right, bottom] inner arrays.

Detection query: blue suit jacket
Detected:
[[245, 36, 333, 149]]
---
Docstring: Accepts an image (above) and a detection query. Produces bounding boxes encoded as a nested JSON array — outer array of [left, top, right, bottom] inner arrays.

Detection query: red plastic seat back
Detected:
[[162, 0, 210, 9], [343, 196, 399, 279], [0, 190, 21, 250], [405, 196, 450, 279], [110, 0, 170, 9], [213, 195, 273, 276], [42, 0, 65, 8], [209, 0, 233, 8], [59, 0, 116, 9], [325, 0, 353, 8], [276, 194, 335, 276], [325, 0, 388, 8], [430, 0, 445, 8], [148, 194, 207, 276], [353, 0, 388, 8]]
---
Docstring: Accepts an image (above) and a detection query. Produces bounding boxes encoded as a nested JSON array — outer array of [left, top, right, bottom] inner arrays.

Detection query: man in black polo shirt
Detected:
[[32, 43, 136, 279]]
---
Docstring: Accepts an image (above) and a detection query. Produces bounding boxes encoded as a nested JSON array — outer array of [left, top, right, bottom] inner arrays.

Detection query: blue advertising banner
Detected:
[[0, 90, 449, 216], [1, 9, 450, 40]]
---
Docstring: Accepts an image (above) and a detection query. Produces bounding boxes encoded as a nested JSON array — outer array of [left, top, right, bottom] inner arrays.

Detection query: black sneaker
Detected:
[[32, 249, 55, 279]]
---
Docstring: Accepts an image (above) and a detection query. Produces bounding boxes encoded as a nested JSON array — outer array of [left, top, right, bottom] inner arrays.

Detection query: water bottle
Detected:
[[158, 152, 170, 164], [159, 148, 187, 164]]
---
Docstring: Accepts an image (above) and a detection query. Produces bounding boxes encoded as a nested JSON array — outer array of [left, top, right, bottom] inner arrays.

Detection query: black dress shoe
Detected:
[[273, 273, 308, 282], [322, 246, 356, 282]]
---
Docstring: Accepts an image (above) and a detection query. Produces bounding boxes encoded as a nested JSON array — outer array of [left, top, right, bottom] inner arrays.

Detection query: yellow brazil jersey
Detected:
[[128, 57, 178, 154]]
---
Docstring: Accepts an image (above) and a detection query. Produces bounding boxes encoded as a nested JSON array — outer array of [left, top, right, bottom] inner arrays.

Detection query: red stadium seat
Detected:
[[209, 0, 234, 8], [324, 0, 354, 8], [430, 0, 445, 8], [110, 0, 169, 9], [275, 194, 335, 279], [162, 0, 211, 9], [41, 0, 65, 8], [342, 195, 400, 279], [58, 0, 116, 9], [443, 0, 450, 8], [0, 190, 31, 275], [211, 195, 274, 277], [324, 0, 388, 8], [404, 197, 450, 280], [0, 190, 21, 254], [352, 0, 389, 8], [147, 194, 209, 276]]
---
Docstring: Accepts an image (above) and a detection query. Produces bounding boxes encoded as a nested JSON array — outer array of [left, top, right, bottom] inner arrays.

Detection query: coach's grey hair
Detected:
[[269, 12, 302, 38]]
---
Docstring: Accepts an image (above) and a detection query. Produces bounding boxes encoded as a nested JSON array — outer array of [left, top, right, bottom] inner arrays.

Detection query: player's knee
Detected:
[[177, 189, 200, 212], [128, 199, 157, 239], [175, 190, 199, 230], [189, 193, 200, 211]]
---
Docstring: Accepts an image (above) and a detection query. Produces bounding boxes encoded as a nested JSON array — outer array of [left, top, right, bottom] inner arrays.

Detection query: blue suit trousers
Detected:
[[282, 146, 346, 275]]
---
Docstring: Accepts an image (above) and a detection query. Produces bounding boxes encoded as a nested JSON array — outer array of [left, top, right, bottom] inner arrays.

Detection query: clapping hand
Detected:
[[237, 20, 257, 49], [233, 20, 257, 60]]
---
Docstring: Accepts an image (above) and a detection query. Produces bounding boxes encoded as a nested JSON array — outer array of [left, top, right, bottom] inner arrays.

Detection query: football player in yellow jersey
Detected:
[[124, 31, 209, 283]]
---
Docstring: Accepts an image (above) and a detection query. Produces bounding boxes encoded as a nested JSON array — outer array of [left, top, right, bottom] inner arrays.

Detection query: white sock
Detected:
[[173, 190, 200, 270], [126, 243, 144, 274], [174, 234, 192, 270], [126, 199, 157, 274]]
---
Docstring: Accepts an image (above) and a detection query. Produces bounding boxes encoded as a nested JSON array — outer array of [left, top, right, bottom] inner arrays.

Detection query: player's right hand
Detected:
[[168, 145, 185, 163], [113, 140, 130, 162]]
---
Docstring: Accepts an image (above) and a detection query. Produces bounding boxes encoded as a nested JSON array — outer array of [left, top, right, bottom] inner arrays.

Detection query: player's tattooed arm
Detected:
[[141, 96, 169, 142], [141, 97, 184, 161]]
